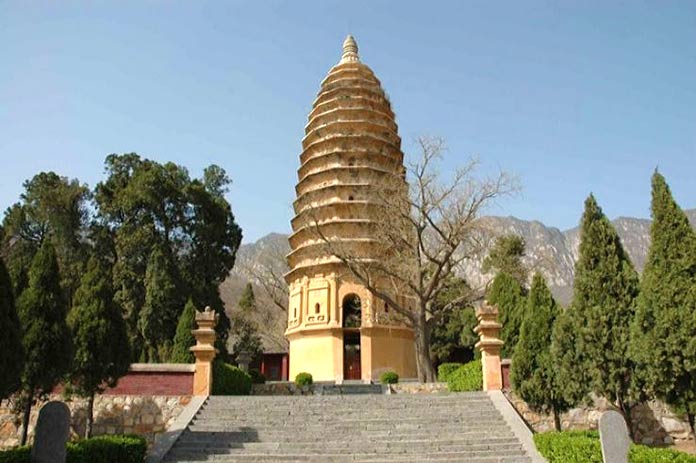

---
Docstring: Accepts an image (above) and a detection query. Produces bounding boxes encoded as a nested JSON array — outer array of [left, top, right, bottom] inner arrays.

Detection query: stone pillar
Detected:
[[190, 306, 218, 396], [474, 302, 504, 391]]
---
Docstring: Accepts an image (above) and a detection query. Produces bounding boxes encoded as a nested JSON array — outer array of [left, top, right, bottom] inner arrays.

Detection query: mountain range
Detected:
[[220, 210, 696, 351]]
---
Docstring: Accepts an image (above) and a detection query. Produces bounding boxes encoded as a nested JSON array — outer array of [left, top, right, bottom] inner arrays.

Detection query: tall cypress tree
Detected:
[[487, 272, 526, 357], [631, 172, 696, 439], [138, 244, 183, 362], [511, 273, 571, 431], [238, 283, 256, 311], [558, 194, 640, 434], [68, 257, 130, 438], [17, 241, 72, 445], [170, 298, 197, 363], [0, 257, 23, 399]]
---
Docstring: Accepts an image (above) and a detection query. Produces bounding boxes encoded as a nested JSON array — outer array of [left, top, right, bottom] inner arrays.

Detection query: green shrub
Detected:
[[67, 434, 146, 463], [533, 430, 696, 463], [212, 361, 252, 395], [630, 446, 696, 463], [0, 435, 146, 463], [437, 362, 463, 382], [446, 359, 482, 392], [249, 368, 266, 384], [380, 371, 399, 384], [295, 372, 313, 387], [0, 447, 29, 463], [534, 431, 602, 463]]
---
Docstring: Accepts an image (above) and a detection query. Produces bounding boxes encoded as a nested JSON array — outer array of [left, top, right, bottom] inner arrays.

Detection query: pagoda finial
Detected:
[[340, 35, 360, 63]]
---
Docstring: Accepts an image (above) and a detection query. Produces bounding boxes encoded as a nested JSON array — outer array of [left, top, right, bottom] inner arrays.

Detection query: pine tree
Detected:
[[511, 273, 571, 431], [487, 272, 527, 357], [17, 241, 72, 445], [559, 194, 640, 434], [170, 298, 197, 363], [238, 283, 256, 311], [68, 257, 130, 437], [0, 257, 23, 399], [631, 172, 696, 439], [138, 244, 183, 362]]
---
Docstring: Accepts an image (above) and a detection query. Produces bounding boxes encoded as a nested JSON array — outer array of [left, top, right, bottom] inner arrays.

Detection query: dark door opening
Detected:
[[343, 332, 361, 380]]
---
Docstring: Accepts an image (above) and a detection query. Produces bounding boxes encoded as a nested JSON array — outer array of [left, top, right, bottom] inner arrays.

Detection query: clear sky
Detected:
[[2, 1, 695, 243]]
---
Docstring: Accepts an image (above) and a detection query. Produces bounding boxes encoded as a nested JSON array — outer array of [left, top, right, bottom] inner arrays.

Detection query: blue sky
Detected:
[[1, 1, 694, 243]]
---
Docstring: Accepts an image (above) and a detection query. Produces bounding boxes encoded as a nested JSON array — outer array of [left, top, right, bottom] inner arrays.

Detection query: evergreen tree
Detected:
[[230, 316, 263, 366], [482, 234, 527, 286], [558, 194, 640, 434], [95, 155, 242, 362], [17, 241, 72, 445], [487, 272, 527, 357], [511, 273, 571, 430], [631, 172, 696, 439], [170, 298, 197, 363], [1, 172, 89, 302], [68, 257, 130, 438], [0, 257, 23, 399], [238, 283, 256, 311], [550, 307, 586, 413], [430, 276, 477, 364], [138, 244, 183, 362]]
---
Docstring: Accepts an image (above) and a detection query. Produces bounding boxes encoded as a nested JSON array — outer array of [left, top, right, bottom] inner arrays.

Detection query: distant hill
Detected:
[[221, 210, 696, 351]]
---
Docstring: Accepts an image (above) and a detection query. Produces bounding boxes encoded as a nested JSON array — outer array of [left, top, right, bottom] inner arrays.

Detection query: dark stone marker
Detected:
[[599, 410, 630, 463], [31, 401, 71, 463]]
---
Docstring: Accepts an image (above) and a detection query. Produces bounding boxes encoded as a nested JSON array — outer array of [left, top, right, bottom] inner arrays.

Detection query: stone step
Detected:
[[205, 394, 489, 402], [178, 429, 517, 443], [164, 448, 529, 461], [317, 384, 385, 394], [171, 441, 524, 453], [190, 415, 506, 424], [163, 392, 533, 463], [177, 434, 519, 446], [187, 422, 511, 433], [167, 458, 530, 463]]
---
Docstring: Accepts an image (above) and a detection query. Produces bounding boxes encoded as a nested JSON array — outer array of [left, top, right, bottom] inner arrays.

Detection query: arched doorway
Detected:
[[342, 294, 362, 380]]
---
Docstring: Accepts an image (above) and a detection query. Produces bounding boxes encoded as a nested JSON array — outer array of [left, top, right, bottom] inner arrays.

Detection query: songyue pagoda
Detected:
[[285, 36, 417, 382]]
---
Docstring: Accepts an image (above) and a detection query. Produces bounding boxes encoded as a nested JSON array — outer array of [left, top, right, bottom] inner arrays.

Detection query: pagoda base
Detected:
[[287, 325, 417, 382]]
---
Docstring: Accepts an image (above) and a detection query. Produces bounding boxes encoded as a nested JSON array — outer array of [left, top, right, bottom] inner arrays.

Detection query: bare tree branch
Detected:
[[308, 136, 519, 382]]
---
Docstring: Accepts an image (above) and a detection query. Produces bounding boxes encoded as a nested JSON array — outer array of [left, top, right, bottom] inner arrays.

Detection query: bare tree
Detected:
[[311, 136, 518, 382]]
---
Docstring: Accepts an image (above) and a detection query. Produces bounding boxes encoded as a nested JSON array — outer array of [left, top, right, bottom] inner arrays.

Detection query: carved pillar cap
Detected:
[[190, 306, 219, 355]]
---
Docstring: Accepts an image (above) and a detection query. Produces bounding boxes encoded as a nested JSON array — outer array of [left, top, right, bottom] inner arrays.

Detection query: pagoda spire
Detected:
[[340, 35, 360, 63]]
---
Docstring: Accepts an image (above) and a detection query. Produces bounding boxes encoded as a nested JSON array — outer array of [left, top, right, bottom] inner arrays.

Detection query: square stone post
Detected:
[[190, 306, 218, 396], [474, 302, 504, 391]]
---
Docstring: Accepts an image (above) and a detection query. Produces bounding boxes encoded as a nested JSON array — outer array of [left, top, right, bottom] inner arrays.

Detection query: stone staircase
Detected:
[[163, 392, 533, 462]]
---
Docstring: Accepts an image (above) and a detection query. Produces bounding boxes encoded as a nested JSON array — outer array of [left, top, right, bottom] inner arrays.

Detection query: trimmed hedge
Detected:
[[0, 435, 146, 463], [295, 372, 313, 387], [379, 371, 399, 384], [212, 361, 252, 395], [534, 430, 696, 463], [437, 362, 463, 382], [446, 359, 483, 392]]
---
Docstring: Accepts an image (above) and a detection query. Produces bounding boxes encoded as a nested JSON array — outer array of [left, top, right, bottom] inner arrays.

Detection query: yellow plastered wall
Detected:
[[364, 327, 417, 380], [288, 330, 342, 382]]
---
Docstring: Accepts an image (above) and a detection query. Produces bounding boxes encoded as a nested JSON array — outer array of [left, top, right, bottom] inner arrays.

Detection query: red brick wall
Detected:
[[104, 371, 193, 395]]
